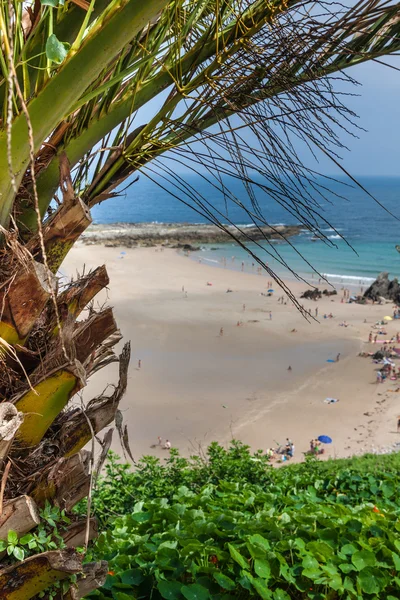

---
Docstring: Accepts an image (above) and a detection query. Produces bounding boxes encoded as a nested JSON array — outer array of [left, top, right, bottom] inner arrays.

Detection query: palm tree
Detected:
[[0, 0, 399, 596]]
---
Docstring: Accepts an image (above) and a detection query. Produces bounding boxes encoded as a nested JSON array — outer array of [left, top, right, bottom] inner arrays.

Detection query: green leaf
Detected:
[[131, 511, 151, 523], [339, 563, 356, 574], [352, 550, 376, 571], [302, 568, 322, 580], [158, 581, 183, 600], [248, 534, 270, 552], [273, 590, 291, 600], [381, 481, 394, 498], [181, 584, 210, 600], [357, 567, 388, 594], [7, 530, 18, 545], [254, 558, 271, 580], [227, 544, 248, 569], [280, 512, 291, 524], [13, 546, 25, 561], [46, 34, 70, 65], [120, 569, 144, 585], [343, 576, 356, 593], [111, 592, 133, 600], [19, 534, 34, 545], [341, 544, 357, 555], [392, 552, 400, 571], [213, 572, 236, 591], [252, 577, 272, 600], [302, 556, 319, 570]]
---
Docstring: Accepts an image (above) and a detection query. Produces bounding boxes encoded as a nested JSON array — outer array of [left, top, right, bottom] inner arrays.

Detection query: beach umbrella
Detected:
[[318, 435, 332, 444], [268, 289, 274, 293], [384, 316, 393, 321]]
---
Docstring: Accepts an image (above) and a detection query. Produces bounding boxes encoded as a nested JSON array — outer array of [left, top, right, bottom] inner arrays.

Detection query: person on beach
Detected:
[[315, 307, 318, 317], [243, 304, 246, 312], [397, 417, 400, 432], [269, 312, 272, 320], [164, 440, 171, 450], [138, 359, 141, 369], [288, 365, 292, 371], [369, 333, 372, 343], [336, 353, 340, 362], [220, 327, 224, 337], [374, 335, 377, 343]]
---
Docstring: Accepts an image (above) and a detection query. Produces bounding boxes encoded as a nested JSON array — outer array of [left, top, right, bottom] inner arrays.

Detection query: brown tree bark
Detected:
[[31, 451, 91, 510]]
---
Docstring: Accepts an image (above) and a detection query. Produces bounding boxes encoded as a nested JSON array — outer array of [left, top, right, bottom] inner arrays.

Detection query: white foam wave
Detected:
[[201, 257, 220, 264], [322, 273, 375, 283], [328, 235, 341, 240]]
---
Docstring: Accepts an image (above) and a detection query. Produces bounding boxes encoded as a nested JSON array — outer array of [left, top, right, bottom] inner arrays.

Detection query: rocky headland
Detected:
[[82, 222, 302, 250], [363, 272, 400, 304]]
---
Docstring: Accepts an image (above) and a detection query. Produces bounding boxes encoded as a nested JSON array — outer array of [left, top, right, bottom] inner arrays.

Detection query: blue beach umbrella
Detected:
[[318, 435, 332, 444], [268, 289, 274, 293]]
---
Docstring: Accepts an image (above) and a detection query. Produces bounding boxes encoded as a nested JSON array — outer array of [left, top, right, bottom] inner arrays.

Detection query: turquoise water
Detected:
[[92, 175, 400, 286]]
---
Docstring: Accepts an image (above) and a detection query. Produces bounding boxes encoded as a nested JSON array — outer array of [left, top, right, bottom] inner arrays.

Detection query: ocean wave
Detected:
[[328, 235, 341, 240], [322, 273, 375, 283], [201, 257, 220, 264]]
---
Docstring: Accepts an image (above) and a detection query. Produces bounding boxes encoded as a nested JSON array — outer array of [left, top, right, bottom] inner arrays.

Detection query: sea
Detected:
[[91, 175, 400, 288]]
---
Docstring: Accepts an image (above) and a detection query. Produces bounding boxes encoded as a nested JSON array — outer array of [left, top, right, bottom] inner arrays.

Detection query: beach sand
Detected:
[[63, 244, 400, 463]]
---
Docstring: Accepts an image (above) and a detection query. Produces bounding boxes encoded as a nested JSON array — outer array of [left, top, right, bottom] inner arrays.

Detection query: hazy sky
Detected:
[[137, 57, 399, 179], [314, 59, 400, 176]]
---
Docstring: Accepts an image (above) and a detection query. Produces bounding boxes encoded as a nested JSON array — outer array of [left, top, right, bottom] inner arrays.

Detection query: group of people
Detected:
[[376, 363, 400, 383], [157, 436, 171, 450], [265, 438, 295, 462]]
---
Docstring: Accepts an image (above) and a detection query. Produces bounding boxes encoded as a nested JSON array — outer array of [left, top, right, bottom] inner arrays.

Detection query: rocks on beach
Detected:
[[300, 288, 337, 300], [363, 272, 400, 304], [82, 222, 303, 249]]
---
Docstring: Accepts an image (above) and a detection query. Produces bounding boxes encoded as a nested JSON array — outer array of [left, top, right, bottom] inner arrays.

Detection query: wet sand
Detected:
[[63, 244, 400, 462]]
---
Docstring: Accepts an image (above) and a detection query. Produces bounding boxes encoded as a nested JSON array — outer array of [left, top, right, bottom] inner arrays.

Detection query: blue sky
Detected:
[[296, 59, 400, 177], [135, 55, 399, 179]]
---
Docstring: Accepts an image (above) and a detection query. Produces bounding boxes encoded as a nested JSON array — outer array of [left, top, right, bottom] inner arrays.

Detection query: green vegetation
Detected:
[[80, 443, 400, 599]]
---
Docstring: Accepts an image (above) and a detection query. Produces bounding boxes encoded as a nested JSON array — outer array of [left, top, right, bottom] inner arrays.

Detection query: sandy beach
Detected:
[[63, 243, 400, 463]]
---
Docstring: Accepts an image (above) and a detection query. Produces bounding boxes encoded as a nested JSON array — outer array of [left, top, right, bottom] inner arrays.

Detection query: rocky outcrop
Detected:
[[363, 272, 400, 304], [301, 288, 322, 300], [82, 222, 302, 249], [300, 288, 337, 300]]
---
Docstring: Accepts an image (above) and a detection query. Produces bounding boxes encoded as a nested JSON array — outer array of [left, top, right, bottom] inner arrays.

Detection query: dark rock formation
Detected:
[[301, 288, 322, 300], [82, 222, 303, 249], [363, 272, 400, 304], [301, 288, 337, 300]]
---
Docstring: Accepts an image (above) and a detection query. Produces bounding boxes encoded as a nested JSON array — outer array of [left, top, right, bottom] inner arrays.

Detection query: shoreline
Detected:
[[85, 222, 388, 291], [64, 242, 400, 463]]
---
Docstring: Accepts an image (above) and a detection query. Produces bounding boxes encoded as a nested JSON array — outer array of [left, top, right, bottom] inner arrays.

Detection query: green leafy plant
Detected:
[[0, 501, 71, 564], [80, 444, 400, 599]]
